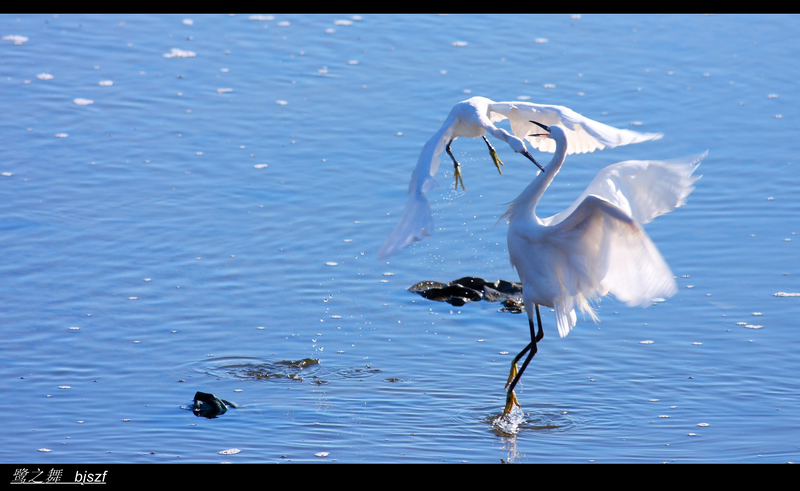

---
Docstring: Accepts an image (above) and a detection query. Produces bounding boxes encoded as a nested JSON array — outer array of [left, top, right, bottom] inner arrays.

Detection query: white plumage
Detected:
[[503, 125, 703, 337], [500, 121, 703, 414], [378, 96, 663, 260]]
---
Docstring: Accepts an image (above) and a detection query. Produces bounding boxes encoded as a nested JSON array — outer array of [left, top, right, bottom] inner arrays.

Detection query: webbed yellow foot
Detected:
[[489, 149, 505, 175], [505, 362, 519, 389], [482, 136, 505, 175], [503, 390, 520, 416], [454, 164, 465, 191]]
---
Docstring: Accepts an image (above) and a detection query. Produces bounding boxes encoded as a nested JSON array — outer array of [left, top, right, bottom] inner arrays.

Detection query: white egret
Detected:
[[377, 96, 664, 260], [501, 121, 704, 415]]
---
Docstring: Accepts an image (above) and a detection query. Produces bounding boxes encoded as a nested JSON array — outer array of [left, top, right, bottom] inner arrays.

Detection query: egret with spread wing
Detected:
[[501, 121, 704, 415], [377, 96, 664, 260]]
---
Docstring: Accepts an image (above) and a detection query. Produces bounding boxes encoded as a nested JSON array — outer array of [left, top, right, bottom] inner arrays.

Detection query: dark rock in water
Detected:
[[192, 391, 236, 419], [500, 297, 526, 314], [412, 283, 482, 304], [493, 279, 523, 295], [443, 284, 483, 301], [409, 276, 525, 312], [449, 276, 490, 290], [409, 280, 448, 292], [482, 285, 512, 302], [446, 296, 467, 306]]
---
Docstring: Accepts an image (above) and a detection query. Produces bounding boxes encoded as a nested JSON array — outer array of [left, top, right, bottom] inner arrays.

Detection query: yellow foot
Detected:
[[453, 164, 465, 191], [505, 362, 519, 389], [489, 149, 505, 175], [503, 390, 520, 416]]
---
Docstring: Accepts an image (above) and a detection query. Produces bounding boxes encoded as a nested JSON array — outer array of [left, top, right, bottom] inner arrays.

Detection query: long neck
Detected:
[[503, 132, 567, 221]]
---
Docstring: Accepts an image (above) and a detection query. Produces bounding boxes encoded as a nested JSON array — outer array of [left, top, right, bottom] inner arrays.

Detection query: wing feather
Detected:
[[488, 101, 663, 155], [548, 153, 705, 227], [542, 195, 677, 337]]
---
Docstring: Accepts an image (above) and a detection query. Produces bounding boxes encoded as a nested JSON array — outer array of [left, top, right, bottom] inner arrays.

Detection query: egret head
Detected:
[[529, 121, 567, 143], [528, 121, 551, 138]]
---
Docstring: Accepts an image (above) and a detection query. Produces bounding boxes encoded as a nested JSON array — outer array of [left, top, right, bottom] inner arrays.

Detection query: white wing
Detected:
[[379, 97, 667, 260], [377, 190, 435, 260], [377, 127, 447, 260], [548, 152, 705, 227], [488, 101, 663, 154], [533, 153, 704, 337], [539, 196, 678, 338]]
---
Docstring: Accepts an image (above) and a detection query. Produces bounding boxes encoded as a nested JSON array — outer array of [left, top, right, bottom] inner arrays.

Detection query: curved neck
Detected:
[[503, 132, 567, 221]]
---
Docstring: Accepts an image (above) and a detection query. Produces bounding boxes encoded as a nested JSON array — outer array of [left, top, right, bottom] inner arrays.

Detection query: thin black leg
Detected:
[[445, 139, 464, 190], [510, 306, 543, 367], [535, 303, 544, 343], [445, 139, 456, 164], [505, 304, 543, 412], [482, 135, 499, 157], [511, 342, 532, 370]]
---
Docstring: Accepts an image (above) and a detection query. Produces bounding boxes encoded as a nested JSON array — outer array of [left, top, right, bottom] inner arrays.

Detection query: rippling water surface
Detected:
[[1, 14, 799, 463]]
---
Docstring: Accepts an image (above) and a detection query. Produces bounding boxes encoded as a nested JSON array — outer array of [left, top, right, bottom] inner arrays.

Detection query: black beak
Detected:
[[521, 149, 545, 172], [527, 120, 551, 138], [521, 121, 549, 172]]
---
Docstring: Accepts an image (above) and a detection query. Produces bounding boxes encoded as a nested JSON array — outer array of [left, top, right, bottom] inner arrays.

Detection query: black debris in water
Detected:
[[191, 391, 236, 419], [409, 276, 525, 313]]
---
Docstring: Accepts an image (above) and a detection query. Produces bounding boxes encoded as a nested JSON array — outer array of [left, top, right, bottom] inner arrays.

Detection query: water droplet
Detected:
[[3, 35, 28, 45], [163, 48, 196, 58]]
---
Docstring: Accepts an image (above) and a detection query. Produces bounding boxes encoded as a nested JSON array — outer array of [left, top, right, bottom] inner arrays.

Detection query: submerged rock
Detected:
[[499, 297, 525, 314], [408, 280, 448, 292], [409, 276, 524, 311], [191, 391, 236, 419]]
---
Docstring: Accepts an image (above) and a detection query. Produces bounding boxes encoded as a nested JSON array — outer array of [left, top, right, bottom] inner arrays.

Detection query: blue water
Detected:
[[1, 14, 799, 463]]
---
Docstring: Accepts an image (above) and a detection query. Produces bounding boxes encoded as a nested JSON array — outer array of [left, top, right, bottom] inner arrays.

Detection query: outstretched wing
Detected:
[[541, 196, 677, 338], [530, 153, 704, 336], [377, 190, 435, 260], [548, 153, 705, 227], [377, 127, 448, 260], [379, 98, 670, 260], [488, 101, 663, 154]]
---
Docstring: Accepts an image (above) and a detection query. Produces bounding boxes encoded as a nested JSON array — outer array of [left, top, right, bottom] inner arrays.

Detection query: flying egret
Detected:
[[377, 96, 664, 260], [501, 121, 705, 415]]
